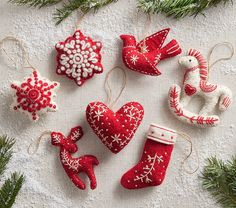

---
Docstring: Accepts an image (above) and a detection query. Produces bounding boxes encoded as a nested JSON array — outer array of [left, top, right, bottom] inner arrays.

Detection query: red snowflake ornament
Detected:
[[11, 70, 59, 121], [55, 30, 103, 86], [86, 102, 144, 154]]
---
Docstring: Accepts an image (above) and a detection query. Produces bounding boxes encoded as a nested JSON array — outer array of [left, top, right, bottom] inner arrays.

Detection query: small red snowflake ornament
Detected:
[[86, 102, 144, 154], [11, 70, 59, 121], [55, 30, 103, 86]]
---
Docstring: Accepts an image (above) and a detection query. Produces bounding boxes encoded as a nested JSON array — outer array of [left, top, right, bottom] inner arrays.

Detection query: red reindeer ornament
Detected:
[[120, 28, 182, 76], [51, 126, 99, 190]]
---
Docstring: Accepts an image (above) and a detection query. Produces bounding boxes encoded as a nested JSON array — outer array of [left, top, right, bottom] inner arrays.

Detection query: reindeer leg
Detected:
[[199, 97, 218, 115], [86, 168, 97, 190], [68, 171, 86, 190]]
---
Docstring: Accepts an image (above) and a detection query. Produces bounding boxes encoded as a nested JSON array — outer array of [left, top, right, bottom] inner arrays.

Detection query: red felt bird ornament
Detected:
[[120, 28, 182, 76]]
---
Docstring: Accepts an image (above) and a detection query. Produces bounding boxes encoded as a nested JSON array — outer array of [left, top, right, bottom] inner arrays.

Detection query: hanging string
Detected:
[[136, 13, 152, 53], [75, 11, 86, 30], [104, 66, 127, 109], [176, 131, 199, 174], [27, 130, 52, 155], [0, 36, 37, 71], [207, 42, 234, 80]]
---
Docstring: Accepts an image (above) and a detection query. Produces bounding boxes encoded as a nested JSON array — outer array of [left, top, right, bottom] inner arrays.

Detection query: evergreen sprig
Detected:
[[0, 173, 24, 208], [138, 0, 232, 19], [54, 0, 118, 25], [9, 0, 118, 24], [201, 156, 236, 208], [0, 136, 15, 177], [0, 136, 24, 208]]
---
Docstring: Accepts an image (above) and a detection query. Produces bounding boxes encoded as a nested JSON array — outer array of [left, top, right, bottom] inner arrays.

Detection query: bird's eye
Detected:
[[189, 59, 192, 62]]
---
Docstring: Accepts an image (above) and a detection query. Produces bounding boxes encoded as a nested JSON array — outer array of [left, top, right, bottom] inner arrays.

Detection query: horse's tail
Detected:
[[218, 86, 233, 111]]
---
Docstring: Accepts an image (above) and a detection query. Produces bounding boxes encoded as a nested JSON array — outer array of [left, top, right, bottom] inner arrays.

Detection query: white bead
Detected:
[[91, 65, 94, 68], [77, 65, 81, 69], [77, 49, 81, 52], [72, 50, 76, 54], [67, 50, 71, 54], [69, 60, 73, 64], [81, 51, 85, 55], [84, 59, 88, 63], [69, 55, 73, 58], [81, 63, 85, 67], [86, 63, 90, 67], [92, 46, 97, 50], [89, 48, 93, 52], [61, 66, 65, 71]]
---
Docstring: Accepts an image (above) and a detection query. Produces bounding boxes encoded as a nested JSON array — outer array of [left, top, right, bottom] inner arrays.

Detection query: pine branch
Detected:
[[9, 0, 62, 8], [0, 136, 15, 177], [201, 156, 236, 208], [138, 0, 232, 19], [0, 173, 25, 208], [54, 0, 118, 25]]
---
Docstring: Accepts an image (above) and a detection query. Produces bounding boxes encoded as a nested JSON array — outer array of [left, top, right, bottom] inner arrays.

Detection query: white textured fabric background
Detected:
[[0, 0, 236, 207]]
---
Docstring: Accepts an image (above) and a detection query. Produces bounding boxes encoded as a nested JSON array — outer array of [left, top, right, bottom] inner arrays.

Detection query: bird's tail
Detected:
[[160, 39, 182, 60]]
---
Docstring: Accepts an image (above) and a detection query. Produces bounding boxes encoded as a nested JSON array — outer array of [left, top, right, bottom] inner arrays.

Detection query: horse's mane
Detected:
[[188, 49, 208, 80]]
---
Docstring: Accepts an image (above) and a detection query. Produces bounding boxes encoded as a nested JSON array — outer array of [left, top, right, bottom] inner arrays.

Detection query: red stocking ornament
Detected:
[[51, 126, 99, 190], [86, 102, 144, 154], [55, 30, 103, 86], [120, 28, 182, 76], [121, 123, 177, 189]]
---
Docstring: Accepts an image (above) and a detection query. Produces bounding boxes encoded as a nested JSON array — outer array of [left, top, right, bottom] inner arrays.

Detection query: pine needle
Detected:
[[8, 0, 62, 8], [137, 0, 232, 19], [0, 136, 15, 177], [0, 136, 24, 208], [0, 173, 25, 208], [54, 0, 118, 25], [201, 156, 236, 208], [9, 0, 118, 24]]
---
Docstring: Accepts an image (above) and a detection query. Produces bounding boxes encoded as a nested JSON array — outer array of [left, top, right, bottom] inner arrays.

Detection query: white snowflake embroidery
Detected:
[[93, 109, 104, 121], [111, 134, 122, 143], [130, 55, 139, 65], [140, 44, 149, 53]]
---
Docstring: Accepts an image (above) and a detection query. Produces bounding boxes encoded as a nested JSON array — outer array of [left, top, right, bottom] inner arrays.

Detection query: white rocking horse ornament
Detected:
[[168, 47, 233, 127]]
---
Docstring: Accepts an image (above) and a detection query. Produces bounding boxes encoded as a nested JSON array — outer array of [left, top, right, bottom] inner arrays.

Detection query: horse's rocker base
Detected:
[[168, 85, 220, 128]]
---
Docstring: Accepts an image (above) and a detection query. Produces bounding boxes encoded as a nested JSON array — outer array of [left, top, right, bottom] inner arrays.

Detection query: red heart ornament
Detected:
[[86, 102, 144, 154], [184, 84, 197, 96]]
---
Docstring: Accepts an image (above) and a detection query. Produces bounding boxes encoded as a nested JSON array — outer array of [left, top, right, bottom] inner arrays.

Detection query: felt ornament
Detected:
[[86, 101, 144, 154], [120, 28, 182, 76], [86, 67, 144, 154], [11, 70, 59, 121], [0, 37, 59, 121], [168, 44, 234, 128], [121, 123, 198, 189], [51, 126, 99, 190], [29, 126, 99, 190], [55, 30, 103, 86]]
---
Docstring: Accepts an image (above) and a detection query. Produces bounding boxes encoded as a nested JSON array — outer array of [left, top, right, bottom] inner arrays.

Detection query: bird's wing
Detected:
[[137, 28, 170, 53]]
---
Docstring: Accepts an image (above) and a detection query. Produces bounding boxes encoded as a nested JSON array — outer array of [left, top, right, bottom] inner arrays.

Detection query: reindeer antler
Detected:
[[68, 126, 83, 142]]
